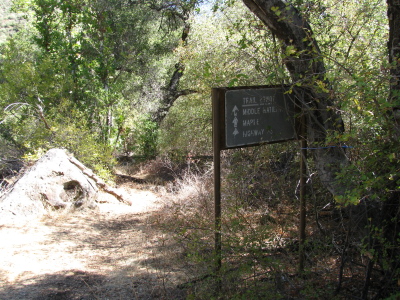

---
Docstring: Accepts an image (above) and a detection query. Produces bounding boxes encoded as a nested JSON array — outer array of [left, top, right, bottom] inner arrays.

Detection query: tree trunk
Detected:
[[152, 21, 197, 125], [388, 0, 400, 137], [380, 0, 400, 289], [242, 0, 349, 196]]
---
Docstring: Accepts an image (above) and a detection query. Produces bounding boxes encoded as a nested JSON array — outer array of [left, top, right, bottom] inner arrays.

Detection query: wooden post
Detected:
[[299, 113, 307, 273], [212, 88, 222, 287]]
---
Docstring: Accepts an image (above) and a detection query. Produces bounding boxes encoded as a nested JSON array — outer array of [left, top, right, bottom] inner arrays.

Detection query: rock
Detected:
[[0, 149, 99, 222]]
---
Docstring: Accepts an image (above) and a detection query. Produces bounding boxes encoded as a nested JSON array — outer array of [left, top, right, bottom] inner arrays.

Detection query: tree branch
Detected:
[[242, 0, 349, 196], [68, 156, 132, 206]]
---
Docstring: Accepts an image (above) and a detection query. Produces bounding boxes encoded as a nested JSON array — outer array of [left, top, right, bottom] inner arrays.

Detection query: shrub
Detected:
[[8, 100, 116, 182]]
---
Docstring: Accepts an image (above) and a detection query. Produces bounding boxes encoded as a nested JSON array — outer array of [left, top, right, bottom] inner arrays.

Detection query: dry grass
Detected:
[[0, 205, 192, 299], [142, 153, 400, 299], [1, 154, 399, 299]]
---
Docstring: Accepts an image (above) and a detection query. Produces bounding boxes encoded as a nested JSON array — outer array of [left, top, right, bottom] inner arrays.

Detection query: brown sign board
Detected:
[[212, 85, 305, 278], [212, 85, 299, 150]]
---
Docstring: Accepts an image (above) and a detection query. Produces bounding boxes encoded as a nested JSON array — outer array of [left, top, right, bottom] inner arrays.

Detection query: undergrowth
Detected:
[[146, 144, 399, 299]]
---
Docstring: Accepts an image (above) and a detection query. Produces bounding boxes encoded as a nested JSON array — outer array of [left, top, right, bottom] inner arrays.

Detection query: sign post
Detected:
[[212, 89, 222, 283], [212, 85, 300, 286], [299, 113, 307, 273]]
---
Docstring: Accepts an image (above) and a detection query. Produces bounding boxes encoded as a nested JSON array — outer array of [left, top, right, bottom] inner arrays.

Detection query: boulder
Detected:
[[0, 149, 98, 222]]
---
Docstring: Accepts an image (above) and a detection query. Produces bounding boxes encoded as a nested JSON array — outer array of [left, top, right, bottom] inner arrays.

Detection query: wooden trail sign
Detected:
[[213, 86, 298, 150], [212, 85, 306, 280]]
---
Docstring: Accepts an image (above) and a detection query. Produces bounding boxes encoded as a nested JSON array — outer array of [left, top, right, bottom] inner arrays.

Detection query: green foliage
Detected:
[[2, 0, 183, 152], [158, 93, 212, 156], [0, 0, 189, 168], [133, 115, 159, 158], [119, 113, 159, 158], [180, 2, 284, 93], [160, 2, 287, 158], [0, 38, 73, 111], [0, 0, 25, 44], [0, 28, 119, 176], [8, 99, 116, 181]]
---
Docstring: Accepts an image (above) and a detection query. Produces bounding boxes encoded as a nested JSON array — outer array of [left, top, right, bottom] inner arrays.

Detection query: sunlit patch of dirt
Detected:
[[0, 187, 187, 300]]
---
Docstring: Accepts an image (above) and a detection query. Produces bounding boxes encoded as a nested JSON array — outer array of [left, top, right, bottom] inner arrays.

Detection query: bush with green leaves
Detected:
[[2, 98, 115, 182], [119, 114, 158, 158]]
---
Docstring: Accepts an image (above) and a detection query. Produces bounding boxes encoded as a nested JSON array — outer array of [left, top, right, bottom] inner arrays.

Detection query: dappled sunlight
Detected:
[[0, 189, 188, 299], [0, 221, 84, 282]]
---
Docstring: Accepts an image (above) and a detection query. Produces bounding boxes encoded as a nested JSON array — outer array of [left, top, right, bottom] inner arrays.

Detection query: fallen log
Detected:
[[67, 156, 132, 206]]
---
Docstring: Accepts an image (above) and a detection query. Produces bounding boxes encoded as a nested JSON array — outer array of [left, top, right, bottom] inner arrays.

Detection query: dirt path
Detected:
[[0, 188, 188, 300]]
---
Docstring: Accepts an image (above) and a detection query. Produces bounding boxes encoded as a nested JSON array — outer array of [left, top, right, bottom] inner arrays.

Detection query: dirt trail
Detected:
[[0, 187, 187, 300]]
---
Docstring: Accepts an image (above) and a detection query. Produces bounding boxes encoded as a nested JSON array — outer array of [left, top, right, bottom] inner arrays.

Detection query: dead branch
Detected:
[[68, 156, 132, 206]]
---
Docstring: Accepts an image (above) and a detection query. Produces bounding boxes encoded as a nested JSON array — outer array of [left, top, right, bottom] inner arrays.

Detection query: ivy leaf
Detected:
[[271, 6, 282, 16], [285, 45, 297, 56]]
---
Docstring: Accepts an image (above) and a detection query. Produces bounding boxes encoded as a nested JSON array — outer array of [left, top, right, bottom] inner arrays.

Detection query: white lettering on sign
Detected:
[[243, 107, 261, 115], [263, 106, 283, 113], [243, 129, 265, 137], [243, 97, 257, 105], [224, 87, 295, 148], [260, 95, 275, 105], [240, 94, 284, 140], [243, 119, 259, 126]]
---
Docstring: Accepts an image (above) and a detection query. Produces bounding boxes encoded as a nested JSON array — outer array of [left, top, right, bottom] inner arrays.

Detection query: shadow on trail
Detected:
[[0, 210, 188, 300], [0, 268, 186, 299]]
